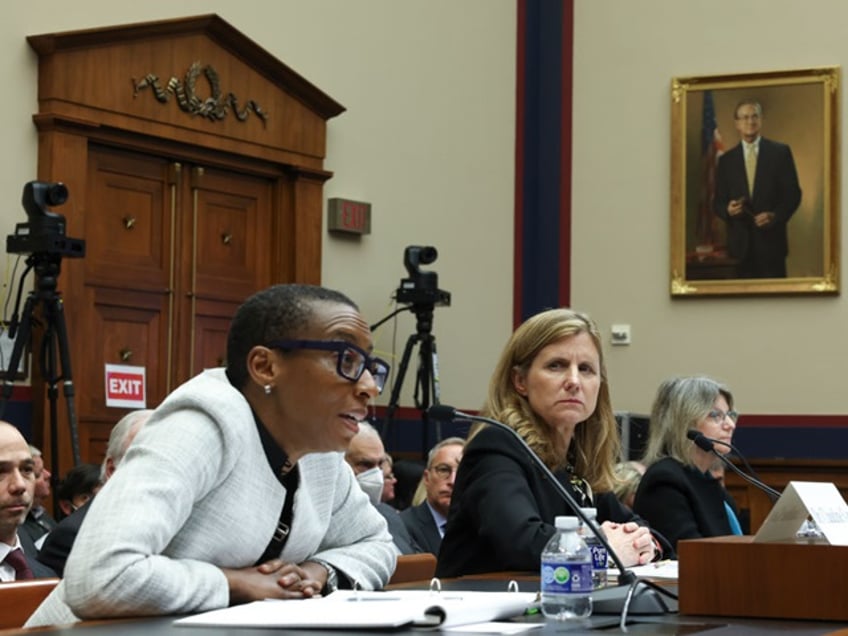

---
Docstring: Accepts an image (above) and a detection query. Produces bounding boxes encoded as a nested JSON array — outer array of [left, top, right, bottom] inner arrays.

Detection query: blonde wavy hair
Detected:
[[479, 308, 620, 493]]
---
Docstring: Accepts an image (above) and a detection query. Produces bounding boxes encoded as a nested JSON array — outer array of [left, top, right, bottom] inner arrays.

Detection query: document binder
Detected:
[[174, 585, 537, 630]]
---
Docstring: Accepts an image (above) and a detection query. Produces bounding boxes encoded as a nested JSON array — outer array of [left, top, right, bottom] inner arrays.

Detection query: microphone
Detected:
[[429, 404, 637, 585], [686, 430, 781, 501]]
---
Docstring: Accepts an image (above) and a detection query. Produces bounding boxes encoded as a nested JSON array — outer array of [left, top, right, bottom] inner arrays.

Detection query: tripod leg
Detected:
[[383, 332, 420, 450], [415, 334, 442, 452], [40, 323, 62, 517], [47, 296, 81, 467], [429, 336, 442, 440], [416, 339, 430, 454], [0, 295, 37, 417]]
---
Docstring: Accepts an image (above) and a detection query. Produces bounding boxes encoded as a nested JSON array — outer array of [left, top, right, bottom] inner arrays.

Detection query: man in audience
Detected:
[[55, 463, 101, 519], [345, 422, 421, 554], [381, 453, 397, 504], [612, 460, 646, 510], [18, 445, 56, 550], [38, 410, 152, 576], [400, 437, 464, 555], [0, 422, 56, 580]]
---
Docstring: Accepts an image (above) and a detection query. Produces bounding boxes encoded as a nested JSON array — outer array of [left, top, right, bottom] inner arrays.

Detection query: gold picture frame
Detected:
[[670, 66, 839, 296]]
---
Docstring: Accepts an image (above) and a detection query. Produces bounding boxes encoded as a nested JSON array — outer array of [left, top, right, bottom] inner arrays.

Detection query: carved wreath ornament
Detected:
[[132, 62, 268, 125]]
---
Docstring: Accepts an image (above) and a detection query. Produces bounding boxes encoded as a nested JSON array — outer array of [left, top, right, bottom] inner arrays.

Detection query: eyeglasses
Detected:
[[707, 409, 739, 424], [266, 339, 391, 393], [430, 463, 459, 479]]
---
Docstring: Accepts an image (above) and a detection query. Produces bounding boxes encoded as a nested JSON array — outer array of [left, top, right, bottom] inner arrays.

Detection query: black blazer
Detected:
[[18, 508, 57, 548], [435, 425, 640, 577], [37, 498, 93, 577], [632, 456, 742, 553], [400, 503, 442, 556], [713, 137, 801, 276]]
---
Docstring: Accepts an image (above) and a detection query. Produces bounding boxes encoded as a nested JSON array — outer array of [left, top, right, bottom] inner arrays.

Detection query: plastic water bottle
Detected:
[[540, 516, 593, 620], [579, 507, 608, 589]]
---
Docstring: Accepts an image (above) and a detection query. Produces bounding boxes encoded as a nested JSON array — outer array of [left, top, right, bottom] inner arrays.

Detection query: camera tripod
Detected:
[[378, 303, 443, 457], [0, 253, 81, 494]]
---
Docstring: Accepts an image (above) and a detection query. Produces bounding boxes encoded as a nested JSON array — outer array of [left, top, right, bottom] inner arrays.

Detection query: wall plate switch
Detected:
[[611, 324, 631, 346]]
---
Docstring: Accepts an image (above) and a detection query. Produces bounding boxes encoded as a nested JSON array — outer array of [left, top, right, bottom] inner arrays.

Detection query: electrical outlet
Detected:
[[611, 324, 631, 346]]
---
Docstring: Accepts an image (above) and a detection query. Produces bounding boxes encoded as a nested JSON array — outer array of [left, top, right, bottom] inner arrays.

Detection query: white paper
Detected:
[[174, 590, 537, 630], [795, 481, 848, 545], [445, 622, 545, 634], [608, 560, 678, 581]]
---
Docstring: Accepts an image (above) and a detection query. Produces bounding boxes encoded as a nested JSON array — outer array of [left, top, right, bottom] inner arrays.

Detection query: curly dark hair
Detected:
[[225, 284, 358, 389]]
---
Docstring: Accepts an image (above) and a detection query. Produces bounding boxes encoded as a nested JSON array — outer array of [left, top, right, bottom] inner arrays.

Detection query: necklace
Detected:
[[565, 463, 591, 507]]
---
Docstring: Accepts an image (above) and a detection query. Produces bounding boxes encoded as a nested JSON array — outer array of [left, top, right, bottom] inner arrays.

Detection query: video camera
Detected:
[[395, 245, 451, 308], [7, 181, 85, 258]]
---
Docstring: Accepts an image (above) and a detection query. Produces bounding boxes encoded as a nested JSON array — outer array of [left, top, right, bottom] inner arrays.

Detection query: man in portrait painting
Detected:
[[713, 99, 801, 278]]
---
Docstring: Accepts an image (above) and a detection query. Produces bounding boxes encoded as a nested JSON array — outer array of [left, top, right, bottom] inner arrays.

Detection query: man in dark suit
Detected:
[[400, 437, 464, 555], [18, 446, 56, 550], [344, 423, 421, 555], [0, 422, 56, 580], [37, 410, 152, 577], [714, 99, 801, 278]]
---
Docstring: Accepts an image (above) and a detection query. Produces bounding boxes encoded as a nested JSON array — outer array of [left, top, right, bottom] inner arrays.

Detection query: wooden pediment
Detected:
[[28, 14, 344, 170]]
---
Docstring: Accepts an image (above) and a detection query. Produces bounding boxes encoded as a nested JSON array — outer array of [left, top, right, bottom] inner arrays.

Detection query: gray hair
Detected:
[[641, 376, 734, 468], [101, 409, 154, 481], [355, 421, 381, 440], [426, 436, 465, 468]]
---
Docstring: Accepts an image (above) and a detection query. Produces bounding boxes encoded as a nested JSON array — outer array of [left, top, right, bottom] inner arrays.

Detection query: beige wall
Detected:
[[14, 1, 841, 421], [573, 0, 847, 415], [0, 1, 516, 410]]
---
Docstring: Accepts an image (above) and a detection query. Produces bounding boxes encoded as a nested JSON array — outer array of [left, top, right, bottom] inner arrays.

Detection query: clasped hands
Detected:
[[600, 520, 655, 566], [726, 199, 776, 227], [224, 558, 328, 604]]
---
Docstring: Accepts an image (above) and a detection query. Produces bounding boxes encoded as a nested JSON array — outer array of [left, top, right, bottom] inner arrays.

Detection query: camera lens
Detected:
[[46, 183, 69, 206], [419, 247, 438, 265]]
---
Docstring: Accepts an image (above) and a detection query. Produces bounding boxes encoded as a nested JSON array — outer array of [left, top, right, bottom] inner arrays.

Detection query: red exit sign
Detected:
[[328, 198, 372, 235]]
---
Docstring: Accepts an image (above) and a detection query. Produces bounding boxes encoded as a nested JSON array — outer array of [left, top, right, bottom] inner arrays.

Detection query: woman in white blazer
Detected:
[[27, 284, 396, 625]]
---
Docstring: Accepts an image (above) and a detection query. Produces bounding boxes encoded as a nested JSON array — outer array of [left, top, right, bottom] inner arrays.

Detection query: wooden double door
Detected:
[[69, 144, 274, 457], [27, 15, 339, 475]]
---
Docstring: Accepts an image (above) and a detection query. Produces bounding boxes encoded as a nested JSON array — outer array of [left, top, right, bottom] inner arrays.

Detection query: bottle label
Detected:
[[541, 561, 593, 594], [589, 545, 608, 570]]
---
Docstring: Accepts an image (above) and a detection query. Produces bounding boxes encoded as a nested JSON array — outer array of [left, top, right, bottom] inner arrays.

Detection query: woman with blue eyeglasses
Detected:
[[633, 376, 745, 555]]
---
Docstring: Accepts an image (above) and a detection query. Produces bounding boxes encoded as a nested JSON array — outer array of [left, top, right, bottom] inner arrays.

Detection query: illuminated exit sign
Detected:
[[327, 198, 371, 235]]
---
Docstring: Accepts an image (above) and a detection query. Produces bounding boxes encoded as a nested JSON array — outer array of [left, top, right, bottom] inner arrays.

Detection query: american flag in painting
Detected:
[[696, 90, 724, 247]]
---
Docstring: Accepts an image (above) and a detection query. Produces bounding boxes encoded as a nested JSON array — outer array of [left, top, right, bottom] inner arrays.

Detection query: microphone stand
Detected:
[[712, 438, 763, 483], [688, 431, 781, 502]]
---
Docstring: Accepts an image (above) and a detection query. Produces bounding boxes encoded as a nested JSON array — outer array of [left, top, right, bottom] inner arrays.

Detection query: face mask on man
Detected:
[[355, 466, 384, 506]]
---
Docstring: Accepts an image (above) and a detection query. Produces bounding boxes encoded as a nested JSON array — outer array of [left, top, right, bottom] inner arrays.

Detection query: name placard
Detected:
[[753, 481, 848, 545]]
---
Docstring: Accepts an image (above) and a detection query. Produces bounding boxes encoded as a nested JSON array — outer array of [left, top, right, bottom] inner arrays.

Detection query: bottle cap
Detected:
[[554, 515, 579, 530], [579, 507, 598, 520]]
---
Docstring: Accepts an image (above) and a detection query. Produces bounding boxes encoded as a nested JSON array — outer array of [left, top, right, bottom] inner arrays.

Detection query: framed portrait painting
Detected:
[[670, 66, 839, 296]]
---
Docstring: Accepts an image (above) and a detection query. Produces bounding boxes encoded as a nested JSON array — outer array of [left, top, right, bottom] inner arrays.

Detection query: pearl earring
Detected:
[[264, 384, 272, 396]]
